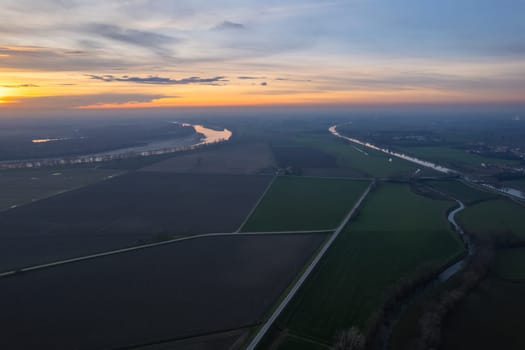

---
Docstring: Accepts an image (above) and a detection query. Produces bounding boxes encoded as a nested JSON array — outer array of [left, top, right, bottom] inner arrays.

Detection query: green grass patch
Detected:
[[242, 177, 369, 232], [441, 277, 525, 350], [397, 146, 521, 170], [275, 183, 463, 344], [457, 199, 525, 239], [294, 134, 423, 178], [495, 247, 525, 280], [501, 178, 525, 193], [425, 180, 496, 204], [0, 167, 121, 211]]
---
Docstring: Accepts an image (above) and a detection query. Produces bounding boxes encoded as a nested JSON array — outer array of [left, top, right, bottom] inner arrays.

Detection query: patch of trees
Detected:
[[409, 181, 449, 201], [334, 327, 366, 350], [413, 240, 494, 350], [362, 262, 446, 350]]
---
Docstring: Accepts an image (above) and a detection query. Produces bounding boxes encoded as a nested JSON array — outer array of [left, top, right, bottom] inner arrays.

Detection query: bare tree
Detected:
[[333, 327, 365, 350]]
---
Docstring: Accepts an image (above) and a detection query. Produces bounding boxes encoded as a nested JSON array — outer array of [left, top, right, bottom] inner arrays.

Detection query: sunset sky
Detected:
[[1, 0, 525, 114]]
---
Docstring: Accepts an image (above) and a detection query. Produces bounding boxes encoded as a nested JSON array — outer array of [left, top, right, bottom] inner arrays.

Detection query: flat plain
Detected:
[[0, 234, 326, 350], [441, 275, 525, 350], [424, 180, 496, 204], [397, 145, 521, 170], [457, 198, 525, 239], [142, 142, 275, 174], [294, 134, 424, 178], [0, 167, 120, 211], [271, 145, 338, 169], [241, 176, 369, 232], [271, 182, 463, 348], [495, 247, 525, 280], [0, 171, 272, 271]]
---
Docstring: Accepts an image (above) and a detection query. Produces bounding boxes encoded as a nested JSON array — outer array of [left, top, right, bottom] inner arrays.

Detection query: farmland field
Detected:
[[0, 167, 121, 211], [295, 134, 425, 178], [0, 172, 272, 271], [241, 176, 369, 232], [0, 233, 325, 350], [457, 198, 525, 239], [495, 247, 525, 280], [441, 276, 525, 350], [397, 146, 521, 169], [271, 145, 337, 169], [271, 182, 463, 346], [142, 142, 275, 174], [132, 327, 252, 350], [501, 178, 525, 193], [424, 180, 496, 204]]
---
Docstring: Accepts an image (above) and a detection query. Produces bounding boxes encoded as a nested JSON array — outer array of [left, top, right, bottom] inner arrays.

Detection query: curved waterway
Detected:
[[329, 124, 525, 201], [0, 123, 232, 169], [380, 200, 470, 350], [439, 200, 472, 282]]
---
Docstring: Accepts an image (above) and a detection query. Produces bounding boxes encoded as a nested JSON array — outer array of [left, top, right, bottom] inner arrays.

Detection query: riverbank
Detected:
[[0, 123, 232, 169]]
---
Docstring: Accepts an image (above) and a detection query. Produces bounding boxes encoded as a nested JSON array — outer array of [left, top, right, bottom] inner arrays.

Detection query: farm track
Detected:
[[236, 175, 277, 232], [245, 181, 374, 350], [0, 229, 332, 278]]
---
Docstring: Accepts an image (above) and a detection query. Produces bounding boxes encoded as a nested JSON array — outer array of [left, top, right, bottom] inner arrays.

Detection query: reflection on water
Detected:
[[32, 138, 70, 143], [329, 124, 525, 201], [194, 124, 232, 145], [329, 125, 455, 174], [2, 123, 232, 169], [171, 122, 232, 145], [481, 183, 525, 200]]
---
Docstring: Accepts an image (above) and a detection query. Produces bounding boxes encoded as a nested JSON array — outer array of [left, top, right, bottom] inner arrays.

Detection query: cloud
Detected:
[[213, 21, 246, 31], [275, 77, 312, 82], [87, 74, 228, 85], [1, 84, 39, 88], [85, 23, 177, 55], [0, 46, 129, 71], [238, 76, 265, 80], [2, 93, 171, 109], [260, 82, 268, 86]]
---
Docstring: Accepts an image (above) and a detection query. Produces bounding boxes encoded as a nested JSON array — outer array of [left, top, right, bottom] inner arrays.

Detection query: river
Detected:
[[329, 124, 525, 202], [0, 123, 232, 169]]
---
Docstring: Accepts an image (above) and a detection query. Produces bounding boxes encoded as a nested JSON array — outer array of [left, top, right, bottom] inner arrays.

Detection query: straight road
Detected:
[[245, 181, 373, 350], [0, 229, 331, 278]]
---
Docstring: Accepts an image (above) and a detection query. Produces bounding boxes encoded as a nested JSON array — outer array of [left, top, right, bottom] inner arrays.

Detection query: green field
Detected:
[[441, 276, 525, 350], [242, 177, 369, 232], [0, 167, 121, 211], [294, 135, 424, 178], [425, 180, 496, 204], [273, 183, 463, 347], [457, 199, 525, 239], [398, 146, 521, 170], [495, 247, 525, 280], [501, 178, 525, 193]]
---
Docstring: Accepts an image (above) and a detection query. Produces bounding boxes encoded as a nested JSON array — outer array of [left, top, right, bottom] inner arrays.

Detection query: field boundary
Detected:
[[236, 174, 277, 232], [460, 179, 525, 207], [244, 180, 374, 350], [0, 229, 331, 278], [0, 170, 125, 214], [112, 324, 255, 350]]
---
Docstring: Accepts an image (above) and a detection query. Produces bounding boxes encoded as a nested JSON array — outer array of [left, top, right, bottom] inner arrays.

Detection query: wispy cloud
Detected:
[[2, 93, 171, 109], [1, 84, 39, 88], [213, 21, 246, 31], [87, 74, 228, 85], [85, 23, 177, 55], [0, 46, 128, 71], [238, 76, 265, 80]]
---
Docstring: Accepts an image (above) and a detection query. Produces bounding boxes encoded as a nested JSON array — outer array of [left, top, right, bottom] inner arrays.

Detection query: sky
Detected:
[[1, 0, 525, 114]]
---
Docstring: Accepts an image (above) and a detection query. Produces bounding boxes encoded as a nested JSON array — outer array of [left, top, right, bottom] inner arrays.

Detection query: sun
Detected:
[[0, 87, 10, 104]]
